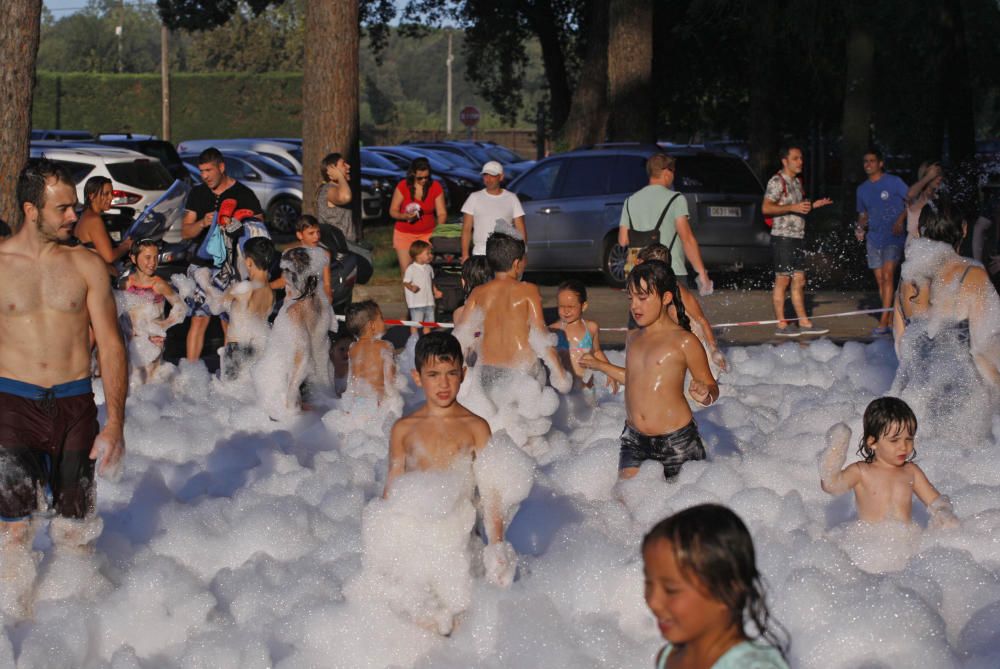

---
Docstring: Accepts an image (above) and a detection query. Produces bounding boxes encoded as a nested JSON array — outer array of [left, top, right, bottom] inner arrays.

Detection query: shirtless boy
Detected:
[[820, 397, 958, 527], [580, 260, 718, 480], [455, 232, 570, 394], [344, 300, 396, 403], [289, 215, 332, 304], [0, 160, 127, 618]]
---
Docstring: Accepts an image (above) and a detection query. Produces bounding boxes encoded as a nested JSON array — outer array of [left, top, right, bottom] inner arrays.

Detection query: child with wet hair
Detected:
[[820, 396, 959, 528], [344, 299, 396, 404], [643, 504, 790, 668], [548, 279, 617, 400], [291, 215, 332, 303], [636, 243, 726, 372], [581, 260, 718, 480], [451, 255, 492, 324], [253, 246, 334, 418]]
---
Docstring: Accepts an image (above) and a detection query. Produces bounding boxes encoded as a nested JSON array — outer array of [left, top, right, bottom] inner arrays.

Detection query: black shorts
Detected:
[[619, 420, 706, 479], [222, 341, 256, 381], [771, 236, 806, 275], [0, 378, 98, 520]]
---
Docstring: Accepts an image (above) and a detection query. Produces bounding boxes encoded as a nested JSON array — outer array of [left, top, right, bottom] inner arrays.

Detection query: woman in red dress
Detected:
[[388, 157, 447, 275]]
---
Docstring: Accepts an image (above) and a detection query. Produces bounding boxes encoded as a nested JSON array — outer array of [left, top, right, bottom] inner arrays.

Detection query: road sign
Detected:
[[459, 106, 480, 127]]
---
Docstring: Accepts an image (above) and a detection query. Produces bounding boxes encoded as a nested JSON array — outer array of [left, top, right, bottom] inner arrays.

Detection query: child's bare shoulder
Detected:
[[377, 339, 394, 353]]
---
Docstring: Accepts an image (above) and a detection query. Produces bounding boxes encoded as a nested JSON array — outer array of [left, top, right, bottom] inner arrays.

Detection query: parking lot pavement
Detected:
[[354, 282, 890, 350]]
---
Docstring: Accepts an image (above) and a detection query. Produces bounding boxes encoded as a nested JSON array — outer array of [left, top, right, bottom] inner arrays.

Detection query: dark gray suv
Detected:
[[507, 144, 768, 287]]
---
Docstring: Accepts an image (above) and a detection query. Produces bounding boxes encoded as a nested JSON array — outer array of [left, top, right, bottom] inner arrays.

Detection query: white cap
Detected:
[[481, 160, 504, 176]]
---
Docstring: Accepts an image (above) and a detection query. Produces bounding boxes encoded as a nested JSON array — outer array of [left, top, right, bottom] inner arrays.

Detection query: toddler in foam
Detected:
[[819, 396, 959, 528]]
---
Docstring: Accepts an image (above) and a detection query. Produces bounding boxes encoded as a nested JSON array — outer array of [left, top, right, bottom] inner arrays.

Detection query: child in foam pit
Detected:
[[253, 246, 334, 419], [344, 299, 397, 405], [329, 329, 354, 397], [820, 397, 959, 529], [276, 215, 332, 304], [635, 243, 727, 373], [118, 239, 186, 383], [580, 260, 718, 480], [548, 279, 617, 402], [643, 504, 790, 669], [453, 232, 571, 446]]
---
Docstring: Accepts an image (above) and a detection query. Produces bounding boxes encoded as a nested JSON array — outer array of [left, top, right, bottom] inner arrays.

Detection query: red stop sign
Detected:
[[459, 106, 480, 127]]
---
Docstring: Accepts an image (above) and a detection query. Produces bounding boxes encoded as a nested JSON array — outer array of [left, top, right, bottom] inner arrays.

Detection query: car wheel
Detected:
[[602, 238, 628, 288], [267, 198, 301, 234]]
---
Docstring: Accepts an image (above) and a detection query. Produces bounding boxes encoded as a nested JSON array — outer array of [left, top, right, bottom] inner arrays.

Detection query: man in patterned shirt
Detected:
[[761, 145, 833, 337]]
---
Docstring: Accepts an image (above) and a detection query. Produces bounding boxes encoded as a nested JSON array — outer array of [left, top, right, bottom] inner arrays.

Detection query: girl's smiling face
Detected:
[[557, 289, 586, 325], [132, 245, 159, 277]]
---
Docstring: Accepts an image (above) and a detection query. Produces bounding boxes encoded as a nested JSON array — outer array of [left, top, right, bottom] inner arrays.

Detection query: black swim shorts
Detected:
[[618, 420, 706, 479]]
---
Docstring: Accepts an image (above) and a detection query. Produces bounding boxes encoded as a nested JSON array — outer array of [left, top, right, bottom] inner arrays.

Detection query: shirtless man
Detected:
[[0, 159, 127, 618], [454, 232, 570, 393], [820, 397, 958, 528], [581, 261, 718, 480], [344, 299, 395, 403]]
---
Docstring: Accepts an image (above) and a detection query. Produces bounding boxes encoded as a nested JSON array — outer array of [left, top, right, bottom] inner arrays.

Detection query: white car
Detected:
[[30, 142, 183, 242], [176, 139, 303, 175]]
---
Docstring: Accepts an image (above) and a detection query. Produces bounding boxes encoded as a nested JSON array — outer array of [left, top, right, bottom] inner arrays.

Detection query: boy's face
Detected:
[[416, 248, 434, 265], [628, 280, 671, 327], [412, 355, 464, 408], [868, 423, 915, 467], [297, 226, 321, 247]]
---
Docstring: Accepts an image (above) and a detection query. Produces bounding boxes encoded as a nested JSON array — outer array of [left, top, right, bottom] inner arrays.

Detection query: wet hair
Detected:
[[643, 504, 790, 660], [321, 152, 343, 183], [557, 279, 587, 304], [83, 176, 112, 207], [344, 299, 381, 337], [627, 260, 690, 331], [16, 159, 75, 230], [409, 239, 432, 260], [778, 145, 802, 160], [637, 242, 670, 264], [918, 203, 964, 249], [857, 396, 918, 464], [414, 331, 464, 372], [296, 214, 320, 233], [243, 237, 277, 274], [485, 232, 525, 273], [461, 255, 492, 298], [197, 147, 224, 166], [406, 157, 433, 197], [129, 238, 160, 258], [280, 247, 319, 300], [646, 153, 676, 178]]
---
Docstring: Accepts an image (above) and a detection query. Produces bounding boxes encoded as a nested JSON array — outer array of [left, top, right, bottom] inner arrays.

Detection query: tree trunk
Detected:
[[607, 0, 654, 142], [747, 0, 779, 182], [524, 0, 573, 136], [940, 0, 975, 166], [560, 0, 609, 150], [840, 15, 875, 190], [302, 0, 360, 239], [0, 0, 42, 233]]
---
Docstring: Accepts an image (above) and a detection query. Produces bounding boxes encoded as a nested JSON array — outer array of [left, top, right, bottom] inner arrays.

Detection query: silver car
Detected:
[[506, 144, 769, 287]]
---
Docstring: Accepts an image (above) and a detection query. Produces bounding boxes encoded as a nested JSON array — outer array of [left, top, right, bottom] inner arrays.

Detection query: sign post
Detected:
[[460, 105, 480, 139]]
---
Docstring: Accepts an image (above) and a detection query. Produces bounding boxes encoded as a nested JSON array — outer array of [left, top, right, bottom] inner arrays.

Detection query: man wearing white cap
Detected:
[[460, 161, 526, 262]]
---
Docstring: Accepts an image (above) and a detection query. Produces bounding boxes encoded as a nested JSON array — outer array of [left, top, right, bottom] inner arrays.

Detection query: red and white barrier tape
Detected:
[[337, 307, 893, 332]]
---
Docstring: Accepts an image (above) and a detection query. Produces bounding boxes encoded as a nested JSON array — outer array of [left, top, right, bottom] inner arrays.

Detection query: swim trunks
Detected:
[[222, 341, 256, 381], [618, 420, 706, 478], [0, 377, 98, 520]]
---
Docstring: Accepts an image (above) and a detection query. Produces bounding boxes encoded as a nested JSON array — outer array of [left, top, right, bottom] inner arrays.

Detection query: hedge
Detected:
[[33, 72, 304, 142]]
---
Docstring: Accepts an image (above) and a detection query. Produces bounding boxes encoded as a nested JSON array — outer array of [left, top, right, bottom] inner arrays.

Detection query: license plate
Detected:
[[708, 206, 741, 218]]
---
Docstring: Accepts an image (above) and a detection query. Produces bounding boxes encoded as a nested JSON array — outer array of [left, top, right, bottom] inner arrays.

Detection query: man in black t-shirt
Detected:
[[181, 147, 262, 362]]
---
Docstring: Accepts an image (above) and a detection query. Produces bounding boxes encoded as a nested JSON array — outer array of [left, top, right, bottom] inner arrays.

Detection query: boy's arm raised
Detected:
[[819, 423, 860, 495]]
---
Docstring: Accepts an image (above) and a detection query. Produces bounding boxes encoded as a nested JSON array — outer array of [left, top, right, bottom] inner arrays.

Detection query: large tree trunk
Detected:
[[302, 0, 360, 239], [0, 0, 42, 233], [607, 0, 654, 142], [840, 13, 875, 192], [525, 0, 573, 136], [560, 0, 609, 149], [747, 0, 779, 182], [940, 0, 975, 166]]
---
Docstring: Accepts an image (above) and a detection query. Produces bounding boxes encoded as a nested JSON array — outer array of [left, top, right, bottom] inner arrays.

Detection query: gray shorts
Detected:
[[866, 240, 903, 269], [619, 420, 705, 479], [408, 305, 435, 325]]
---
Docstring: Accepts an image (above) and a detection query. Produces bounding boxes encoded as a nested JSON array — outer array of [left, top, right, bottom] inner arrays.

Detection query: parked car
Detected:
[[31, 129, 94, 141], [30, 141, 177, 241], [97, 134, 190, 184], [405, 140, 529, 180], [177, 139, 303, 175], [369, 146, 480, 211], [506, 143, 768, 287]]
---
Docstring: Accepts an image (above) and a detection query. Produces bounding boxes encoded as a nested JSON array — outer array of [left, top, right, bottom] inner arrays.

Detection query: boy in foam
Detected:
[[344, 299, 396, 404], [581, 260, 718, 480], [820, 396, 959, 528], [288, 215, 332, 304], [253, 246, 333, 418]]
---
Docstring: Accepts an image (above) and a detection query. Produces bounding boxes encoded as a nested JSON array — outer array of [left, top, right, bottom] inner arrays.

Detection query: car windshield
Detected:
[[243, 153, 296, 177], [361, 150, 401, 171], [107, 159, 173, 190], [486, 145, 524, 163], [452, 143, 492, 164]]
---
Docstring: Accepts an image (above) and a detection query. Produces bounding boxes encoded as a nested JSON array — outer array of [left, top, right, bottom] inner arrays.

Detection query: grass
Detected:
[[362, 221, 401, 285]]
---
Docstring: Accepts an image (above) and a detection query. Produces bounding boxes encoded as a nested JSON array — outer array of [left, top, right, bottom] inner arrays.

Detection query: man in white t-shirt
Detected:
[[460, 161, 526, 262]]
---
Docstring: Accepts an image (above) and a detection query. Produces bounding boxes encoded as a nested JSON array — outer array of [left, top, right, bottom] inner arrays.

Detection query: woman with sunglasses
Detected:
[[74, 176, 133, 275], [388, 157, 447, 275]]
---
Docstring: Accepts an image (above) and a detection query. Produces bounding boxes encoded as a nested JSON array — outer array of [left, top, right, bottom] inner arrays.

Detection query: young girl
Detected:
[[643, 504, 790, 669], [549, 280, 617, 397], [118, 239, 185, 383], [820, 397, 959, 528]]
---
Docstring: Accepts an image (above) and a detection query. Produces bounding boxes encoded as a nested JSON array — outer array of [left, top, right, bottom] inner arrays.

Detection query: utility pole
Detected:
[[446, 32, 454, 136], [161, 24, 170, 140], [115, 0, 125, 73]]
